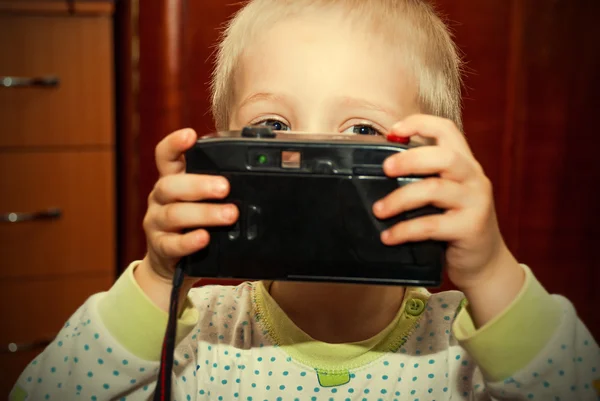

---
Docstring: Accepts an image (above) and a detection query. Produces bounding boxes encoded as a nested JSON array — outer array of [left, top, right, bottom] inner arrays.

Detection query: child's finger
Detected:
[[380, 212, 469, 245], [383, 146, 479, 183], [155, 203, 239, 231], [154, 229, 210, 259], [373, 178, 463, 220], [391, 114, 473, 157], [155, 128, 198, 176], [151, 174, 230, 205]]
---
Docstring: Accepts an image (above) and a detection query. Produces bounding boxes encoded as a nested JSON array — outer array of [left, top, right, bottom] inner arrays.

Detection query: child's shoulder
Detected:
[[188, 280, 257, 308], [407, 286, 466, 311], [406, 286, 467, 328]]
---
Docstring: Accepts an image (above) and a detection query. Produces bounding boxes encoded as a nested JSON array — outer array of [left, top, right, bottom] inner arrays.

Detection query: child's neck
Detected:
[[268, 281, 405, 344]]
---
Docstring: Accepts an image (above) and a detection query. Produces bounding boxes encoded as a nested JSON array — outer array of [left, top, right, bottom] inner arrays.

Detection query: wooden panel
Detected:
[[0, 14, 113, 147], [0, 1, 113, 15], [512, 0, 600, 339], [0, 151, 115, 279], [0, 273, 114, 398]]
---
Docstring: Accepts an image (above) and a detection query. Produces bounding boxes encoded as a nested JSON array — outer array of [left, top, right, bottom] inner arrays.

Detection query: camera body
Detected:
[[182, 127, 446, 287]]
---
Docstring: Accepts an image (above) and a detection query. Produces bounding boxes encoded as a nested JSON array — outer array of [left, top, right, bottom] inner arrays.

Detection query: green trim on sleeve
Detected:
[[9, 386, 27, 401], [97, 261, 198, 361], [452, 264, 561, 382]]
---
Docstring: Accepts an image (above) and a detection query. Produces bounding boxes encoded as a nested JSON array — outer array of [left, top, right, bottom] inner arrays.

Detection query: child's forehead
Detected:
[[235, 11, 417, 96]]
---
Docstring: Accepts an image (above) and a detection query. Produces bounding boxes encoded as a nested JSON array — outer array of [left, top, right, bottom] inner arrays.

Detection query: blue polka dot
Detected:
[[97, 359, 103, 365], [113, 370, 119, 376], [280, 385, 286, 390], [298, 386, 303, 391], [84, 345, 89, 351], [314, 387, 320, 392], [103, 384, 110, 390], [106, 347, 112, 353], [428, 373, 434, 378], [429, 359, 435, 364], [94, 333, 99, 339], [367, 374, 372, 379], [57, 341, 63, 347], [50, 367, 56, 373], [382, 375, 388, 380], [87, 372, 93, 378]]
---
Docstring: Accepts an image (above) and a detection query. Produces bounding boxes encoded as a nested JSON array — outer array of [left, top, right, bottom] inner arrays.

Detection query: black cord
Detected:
[[153, 262, 185, 401]]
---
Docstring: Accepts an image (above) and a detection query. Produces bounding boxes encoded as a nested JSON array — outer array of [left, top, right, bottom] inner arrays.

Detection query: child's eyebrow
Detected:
[[337, 96, 401, 120], [238, 92, 288, 109]]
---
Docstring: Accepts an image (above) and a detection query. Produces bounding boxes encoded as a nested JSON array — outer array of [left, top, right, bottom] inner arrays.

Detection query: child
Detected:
[[11, 0, 600, 400]]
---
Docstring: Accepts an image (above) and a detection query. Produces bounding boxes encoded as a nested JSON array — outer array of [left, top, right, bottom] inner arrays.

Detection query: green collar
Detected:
[[252, 281, 430, 375]]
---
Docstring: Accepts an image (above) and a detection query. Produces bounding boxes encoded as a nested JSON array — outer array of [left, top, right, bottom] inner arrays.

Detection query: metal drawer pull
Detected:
[[1, 208, 62, 223], [1, 76, 60, 88], [4, 338, 53, 354]]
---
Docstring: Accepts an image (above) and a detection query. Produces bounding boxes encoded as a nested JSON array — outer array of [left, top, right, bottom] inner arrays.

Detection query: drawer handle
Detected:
[[1, 76, 60, 88], [1, 208, 62, 223], [3, 338, 53, 354]]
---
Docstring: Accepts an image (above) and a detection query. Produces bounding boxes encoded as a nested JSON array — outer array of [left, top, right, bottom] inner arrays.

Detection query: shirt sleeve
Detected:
[[9, 261, 201, 401], [453, 264, 600, 400]]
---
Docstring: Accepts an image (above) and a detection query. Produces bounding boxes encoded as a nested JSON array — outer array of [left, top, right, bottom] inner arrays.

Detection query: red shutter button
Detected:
[[387, 133, 410, 144]]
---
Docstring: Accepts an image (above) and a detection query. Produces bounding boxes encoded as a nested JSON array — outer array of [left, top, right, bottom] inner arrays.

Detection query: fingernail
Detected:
[[381, 230, 390, 243], [373, 201, 384, 214], [214, 178, 228, 194], [221, 205, 236, 221], [392, 122, 404, 132], [383, 157, 395, 171]]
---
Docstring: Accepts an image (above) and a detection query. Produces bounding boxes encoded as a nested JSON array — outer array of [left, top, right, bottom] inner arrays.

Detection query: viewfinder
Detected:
[[281, 151, 301, 168]]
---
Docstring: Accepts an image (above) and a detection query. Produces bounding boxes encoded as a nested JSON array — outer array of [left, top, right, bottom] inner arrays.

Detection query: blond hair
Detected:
[[210, 0, 463, 131]]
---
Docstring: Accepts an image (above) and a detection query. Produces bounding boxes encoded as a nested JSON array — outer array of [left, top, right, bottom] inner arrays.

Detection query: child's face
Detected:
[[229, 8, 420, 136]]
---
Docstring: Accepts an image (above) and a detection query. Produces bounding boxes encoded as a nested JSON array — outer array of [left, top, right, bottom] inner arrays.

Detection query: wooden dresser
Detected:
[[0, 1, 115, 395]]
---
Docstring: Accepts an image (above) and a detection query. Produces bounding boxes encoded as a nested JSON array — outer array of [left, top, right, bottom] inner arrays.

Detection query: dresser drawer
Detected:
[[0, 273, 113, 397], [0, 151, 115, 279], [0, 13, 113, 147]]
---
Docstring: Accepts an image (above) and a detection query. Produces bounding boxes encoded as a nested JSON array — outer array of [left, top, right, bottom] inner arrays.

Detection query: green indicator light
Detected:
[[257, 154, 268, 164]]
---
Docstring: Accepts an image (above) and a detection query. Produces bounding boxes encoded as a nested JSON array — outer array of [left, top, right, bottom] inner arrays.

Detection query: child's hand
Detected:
[[373, 115, 523, 323], [136, 129, 239, 307]]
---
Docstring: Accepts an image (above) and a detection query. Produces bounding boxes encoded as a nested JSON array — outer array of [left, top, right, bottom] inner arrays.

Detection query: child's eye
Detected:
[[343, 125, 382, 136], [253, 119, 290, 131]]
